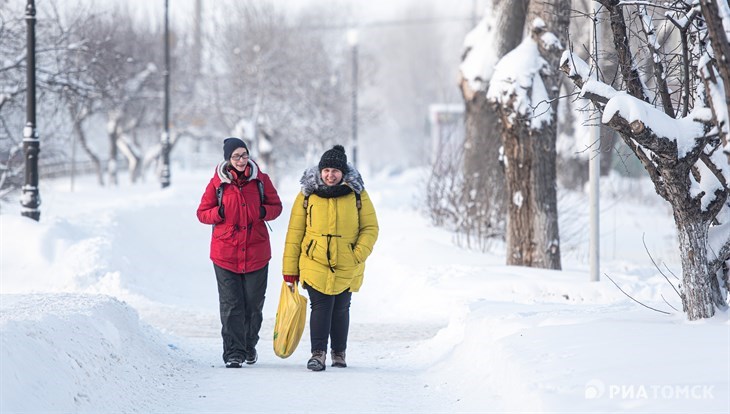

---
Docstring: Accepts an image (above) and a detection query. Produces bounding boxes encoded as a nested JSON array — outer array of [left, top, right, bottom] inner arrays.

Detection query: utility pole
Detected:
[[589, 1, 601, 282], [21, 0, 40, 221], [347, 29, 359, 168], [160, 0, 172, 188]]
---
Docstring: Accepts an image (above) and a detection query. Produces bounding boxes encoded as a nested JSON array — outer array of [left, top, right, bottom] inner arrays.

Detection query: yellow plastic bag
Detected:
[[273, 281, 307, 358]]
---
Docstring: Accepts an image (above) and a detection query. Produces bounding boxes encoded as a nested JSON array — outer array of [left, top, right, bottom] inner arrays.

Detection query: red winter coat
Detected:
[[196, 160, 282, 274]]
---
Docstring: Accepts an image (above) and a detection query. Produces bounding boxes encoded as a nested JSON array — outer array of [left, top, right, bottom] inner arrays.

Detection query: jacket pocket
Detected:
[[211, 225, 237, 261], [213, 224, 234, 240], [304, 239, 316, 259], [350, 243, 361, 264], [250, 222, 268, 242]]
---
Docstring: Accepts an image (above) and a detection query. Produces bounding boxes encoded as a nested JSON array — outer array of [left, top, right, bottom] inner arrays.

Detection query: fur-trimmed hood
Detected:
[[216, 159, 259, 184], [299, 163, 364, 196]]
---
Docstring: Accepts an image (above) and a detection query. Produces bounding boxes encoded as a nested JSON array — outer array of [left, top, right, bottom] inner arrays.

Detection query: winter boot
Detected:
[[225, 356, 243, 368], [307, 350, 326, 371], [331, 350, 347, 368], [245, 348, 258, 365]]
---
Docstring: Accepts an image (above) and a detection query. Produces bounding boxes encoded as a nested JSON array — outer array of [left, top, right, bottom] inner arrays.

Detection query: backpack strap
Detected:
[[257, 180, 265, 205], [216, 183, 226, 207], [257, 180, 273, 230]]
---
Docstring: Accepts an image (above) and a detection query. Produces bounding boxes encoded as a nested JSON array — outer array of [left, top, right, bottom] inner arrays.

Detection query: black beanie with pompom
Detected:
[[318, 145, 348, 174]]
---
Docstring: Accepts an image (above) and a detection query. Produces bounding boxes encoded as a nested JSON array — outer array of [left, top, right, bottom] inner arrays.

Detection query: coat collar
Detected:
[[216, 159, 259, 185], [299, 163, 364, 196]]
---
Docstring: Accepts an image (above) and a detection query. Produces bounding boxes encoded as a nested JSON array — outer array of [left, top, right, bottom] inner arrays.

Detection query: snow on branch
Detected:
[[602, 94, 707, 159], [580, 80, 620, 105], [487, 35, 551, 130], [559, 51, 594, 88], [459, 12, 499, 94]]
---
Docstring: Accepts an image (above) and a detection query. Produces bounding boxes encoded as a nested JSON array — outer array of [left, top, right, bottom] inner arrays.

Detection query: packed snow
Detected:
[[1, 163, 728, 413]]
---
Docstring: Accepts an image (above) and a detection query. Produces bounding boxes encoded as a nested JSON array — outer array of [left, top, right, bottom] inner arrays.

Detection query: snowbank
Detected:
[[0, 293, 194, 413]]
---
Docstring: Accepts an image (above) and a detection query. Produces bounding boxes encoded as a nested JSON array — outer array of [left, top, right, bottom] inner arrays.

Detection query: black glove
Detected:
[[218, 204, 225, 219], [259, 206, 266, 219]]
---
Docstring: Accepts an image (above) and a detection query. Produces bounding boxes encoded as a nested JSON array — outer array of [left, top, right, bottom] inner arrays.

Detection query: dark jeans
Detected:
[[304, 283, 352, 353], [214, 263, 268, 362]]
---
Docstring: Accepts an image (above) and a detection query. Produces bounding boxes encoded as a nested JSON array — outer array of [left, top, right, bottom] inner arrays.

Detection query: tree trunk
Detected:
[[672, 209, 716, 320], [71, 117, 104, 186], [503, 121, 535, 265], [459, 0, 528, 242], [531, 122, 562, 269], [460, 86, 506, 235], [518, 0, 568, 270], [117, 133, 142, 184], [107, 115, 120, 187]]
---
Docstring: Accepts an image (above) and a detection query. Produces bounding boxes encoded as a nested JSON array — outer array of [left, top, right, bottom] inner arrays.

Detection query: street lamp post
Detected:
[[347, 29, 358, 168], [160, 0, 172, 188], [21, 0, 40, 221]]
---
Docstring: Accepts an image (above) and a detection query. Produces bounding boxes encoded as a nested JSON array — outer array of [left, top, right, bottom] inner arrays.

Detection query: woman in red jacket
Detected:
[[197, 137, 282, 368]]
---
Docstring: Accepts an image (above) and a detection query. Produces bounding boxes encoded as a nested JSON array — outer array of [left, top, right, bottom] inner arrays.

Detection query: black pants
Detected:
[[214, 263, 268, 362], [304, 283, 352, 353]]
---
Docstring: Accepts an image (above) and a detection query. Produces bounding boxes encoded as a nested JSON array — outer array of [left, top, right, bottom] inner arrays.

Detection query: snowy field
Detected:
[[1, 165, 728, 413]]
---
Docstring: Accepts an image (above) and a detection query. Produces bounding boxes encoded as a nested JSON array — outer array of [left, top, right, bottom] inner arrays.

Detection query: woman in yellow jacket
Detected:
[[283, 145, 379, 371]]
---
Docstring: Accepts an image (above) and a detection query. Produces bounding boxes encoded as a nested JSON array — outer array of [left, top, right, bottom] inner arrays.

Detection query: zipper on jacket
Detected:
[[306, 240, 314, 256], [308, 204, 313, 227]]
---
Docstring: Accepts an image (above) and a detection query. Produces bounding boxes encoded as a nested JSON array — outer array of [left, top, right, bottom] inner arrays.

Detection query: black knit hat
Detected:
[[318, 145, 348, 173], [223, 137, 248, 160]]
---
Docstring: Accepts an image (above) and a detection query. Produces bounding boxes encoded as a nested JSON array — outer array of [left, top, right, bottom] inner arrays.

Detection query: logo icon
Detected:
[[585, 379, 605, 399]]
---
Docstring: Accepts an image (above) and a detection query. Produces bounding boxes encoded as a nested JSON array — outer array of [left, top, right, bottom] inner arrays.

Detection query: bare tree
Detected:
[[79, 12, 163, 186], [51, 7, 108, 186], [1, 1, 103, 194], [561, 0, 730, 320], [212, 2, 352, 166]]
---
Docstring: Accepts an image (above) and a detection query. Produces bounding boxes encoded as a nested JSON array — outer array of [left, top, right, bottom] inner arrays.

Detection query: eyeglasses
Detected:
[[231, 153, 249, 161]]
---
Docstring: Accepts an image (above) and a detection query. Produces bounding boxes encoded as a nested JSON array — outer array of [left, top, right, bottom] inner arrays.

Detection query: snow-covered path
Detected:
[[172, 321, 446, 413]]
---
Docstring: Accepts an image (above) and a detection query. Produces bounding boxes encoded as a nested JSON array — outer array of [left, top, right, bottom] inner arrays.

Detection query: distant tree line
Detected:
[[0, 1, 357, 198]]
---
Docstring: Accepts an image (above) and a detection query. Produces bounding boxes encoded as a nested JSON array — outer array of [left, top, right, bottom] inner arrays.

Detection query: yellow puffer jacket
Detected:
[[283, 189, 378, 295]]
